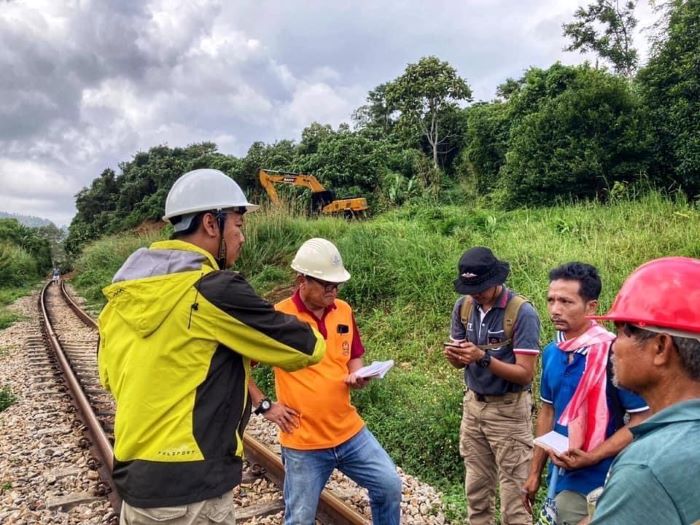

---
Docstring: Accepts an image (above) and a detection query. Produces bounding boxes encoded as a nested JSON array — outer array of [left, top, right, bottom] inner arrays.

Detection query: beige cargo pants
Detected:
[[460, 390, 533, 525], [120, 490, 236, 525]]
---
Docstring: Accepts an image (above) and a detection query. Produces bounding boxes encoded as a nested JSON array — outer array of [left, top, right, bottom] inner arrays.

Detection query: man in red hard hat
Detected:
[[587, 257, 700, 524]]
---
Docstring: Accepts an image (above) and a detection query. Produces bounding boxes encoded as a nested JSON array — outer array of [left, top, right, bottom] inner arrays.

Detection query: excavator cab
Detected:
[[310, 190, 336, 214]]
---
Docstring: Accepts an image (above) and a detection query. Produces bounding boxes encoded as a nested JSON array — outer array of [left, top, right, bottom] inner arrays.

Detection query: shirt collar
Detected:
[[291, 288, 337, 319], [631, 399, 700, 438]]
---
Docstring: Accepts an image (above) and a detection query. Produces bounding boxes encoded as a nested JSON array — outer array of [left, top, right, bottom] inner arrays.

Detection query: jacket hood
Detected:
[[102, 240, 217, 337]]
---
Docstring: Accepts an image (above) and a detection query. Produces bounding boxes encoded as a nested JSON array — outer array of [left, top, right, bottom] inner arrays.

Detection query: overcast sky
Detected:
[[0, 0, 658, 227]]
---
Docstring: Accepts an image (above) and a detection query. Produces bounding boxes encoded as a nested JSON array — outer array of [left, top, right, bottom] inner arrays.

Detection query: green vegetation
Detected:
[[71, 230, 165, 312], [0, 386, 16, 413], [71, 192, 699, 519], [0, 220, 53, 330], [0, 287, 32, 330], [0, 219, 53, 285]]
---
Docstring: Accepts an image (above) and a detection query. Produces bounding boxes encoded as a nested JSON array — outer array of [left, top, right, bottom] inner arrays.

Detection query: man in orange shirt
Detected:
[[249, 238, 402, 525]]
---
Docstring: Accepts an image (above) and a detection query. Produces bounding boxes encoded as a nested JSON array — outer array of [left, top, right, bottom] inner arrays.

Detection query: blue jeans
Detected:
[[281, 427, 402, 525]]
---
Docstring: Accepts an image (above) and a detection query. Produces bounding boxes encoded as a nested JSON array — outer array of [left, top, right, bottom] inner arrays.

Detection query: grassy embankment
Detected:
[[0, 240, 43, 329], [70, 193, 700, 521]]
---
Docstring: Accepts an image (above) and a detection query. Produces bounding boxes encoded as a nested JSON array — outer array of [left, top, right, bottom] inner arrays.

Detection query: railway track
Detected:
[[38, 280, 369, 525]]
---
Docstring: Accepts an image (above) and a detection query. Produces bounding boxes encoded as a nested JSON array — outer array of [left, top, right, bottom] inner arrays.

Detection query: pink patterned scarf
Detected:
[[557, 321, 615, 452]]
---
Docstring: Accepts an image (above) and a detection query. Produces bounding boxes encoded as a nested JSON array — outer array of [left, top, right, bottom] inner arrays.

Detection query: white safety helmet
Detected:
[[291, 238, 351, 283], [163, 169, 259, 232]]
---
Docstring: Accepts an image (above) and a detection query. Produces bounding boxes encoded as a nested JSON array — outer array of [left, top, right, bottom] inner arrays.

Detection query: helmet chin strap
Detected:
[[215, 211, 227, 269]]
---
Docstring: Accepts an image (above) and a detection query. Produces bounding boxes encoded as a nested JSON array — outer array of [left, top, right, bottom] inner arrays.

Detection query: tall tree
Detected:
[[499, 64, 651, 207], [352, 83, 397, 136], [386, 56, 472, 169], [638, 0, 700, 198], [563, 0, 639, 76]]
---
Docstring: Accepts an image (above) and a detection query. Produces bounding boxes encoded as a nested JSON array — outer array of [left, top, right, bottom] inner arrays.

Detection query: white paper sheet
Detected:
[[534, 430, 569, 455], [354, 359, 395, 379]]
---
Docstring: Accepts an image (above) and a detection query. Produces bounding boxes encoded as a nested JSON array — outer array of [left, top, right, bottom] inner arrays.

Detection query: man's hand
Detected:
[[443, 344, 465, 368], [461, 342, 485, 363], [521, 474, 540, 515], [263, 402, 300, 434], [549, 448, 598, 470], [444, 341, 483, 367], [345, 372, 371, 389]]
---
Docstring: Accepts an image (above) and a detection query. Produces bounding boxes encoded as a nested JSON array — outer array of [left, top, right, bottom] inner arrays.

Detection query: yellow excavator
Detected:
[[258, 169, 369, 217]]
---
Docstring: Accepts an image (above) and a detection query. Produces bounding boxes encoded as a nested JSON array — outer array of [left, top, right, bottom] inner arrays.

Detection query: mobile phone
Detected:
[[443, 341, 462, 348]]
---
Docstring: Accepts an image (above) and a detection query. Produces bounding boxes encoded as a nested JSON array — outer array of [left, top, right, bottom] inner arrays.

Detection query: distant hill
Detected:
[[0, 211, 55, 228]]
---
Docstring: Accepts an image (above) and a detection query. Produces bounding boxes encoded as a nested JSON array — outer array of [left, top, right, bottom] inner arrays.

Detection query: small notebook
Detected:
[[534, 431, 569, 456], [354, 360, 395, 379]]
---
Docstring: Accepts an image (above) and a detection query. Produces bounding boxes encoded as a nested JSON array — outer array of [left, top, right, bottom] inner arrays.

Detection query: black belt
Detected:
[[471, 390, 526, 403]]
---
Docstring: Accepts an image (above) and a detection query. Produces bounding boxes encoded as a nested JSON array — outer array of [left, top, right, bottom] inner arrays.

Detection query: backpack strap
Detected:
[[503, 294, 529, 342], [459, 293, 530, 351], [459, 295, 474, 328]]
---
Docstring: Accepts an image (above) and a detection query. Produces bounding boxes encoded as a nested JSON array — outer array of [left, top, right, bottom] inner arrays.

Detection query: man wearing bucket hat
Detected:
[[98, 169, 326, 524], [249, 238, 402, 525], [587, 256, 700, 525], [444, 246, 541, 525]]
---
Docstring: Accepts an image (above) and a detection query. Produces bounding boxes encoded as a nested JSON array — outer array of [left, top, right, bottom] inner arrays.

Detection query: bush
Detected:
[[0, 386, 16, 413], [0, 219, 52, 274], [0, 242, 38, 287], [499, 65, 651, 207]]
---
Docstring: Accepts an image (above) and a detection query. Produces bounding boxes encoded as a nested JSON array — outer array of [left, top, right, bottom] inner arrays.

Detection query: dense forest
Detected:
[[64, 1, 700, 256]]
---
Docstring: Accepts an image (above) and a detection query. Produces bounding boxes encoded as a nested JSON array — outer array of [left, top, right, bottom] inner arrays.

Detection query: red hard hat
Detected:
[[589, 256, 700, 334]]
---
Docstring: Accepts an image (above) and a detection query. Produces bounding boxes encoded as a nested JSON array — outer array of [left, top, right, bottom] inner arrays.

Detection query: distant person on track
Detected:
[[248, 238, 402, 525], [52, 267, 60, 284], [522, 262, 648, 525], [97, 169, 326, 525], [586, 257, 700, 525], [443, 246, 541, 525]]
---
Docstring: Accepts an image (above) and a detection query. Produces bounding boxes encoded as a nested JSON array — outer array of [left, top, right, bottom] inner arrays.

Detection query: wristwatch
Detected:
[[477, 352, 492, 368], [254, 398, 272, 415]]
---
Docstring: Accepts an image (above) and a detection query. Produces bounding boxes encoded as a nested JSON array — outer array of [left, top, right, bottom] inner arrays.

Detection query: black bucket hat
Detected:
[[454, 247, 510, 295]]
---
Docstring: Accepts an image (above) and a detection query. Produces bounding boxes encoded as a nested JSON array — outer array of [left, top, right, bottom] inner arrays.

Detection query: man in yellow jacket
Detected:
[[98, 169, 326, 524]]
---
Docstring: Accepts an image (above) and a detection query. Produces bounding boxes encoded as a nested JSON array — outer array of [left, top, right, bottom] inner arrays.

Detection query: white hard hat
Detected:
[[163, 169, 259, 231], [291, 238, 351, 283]]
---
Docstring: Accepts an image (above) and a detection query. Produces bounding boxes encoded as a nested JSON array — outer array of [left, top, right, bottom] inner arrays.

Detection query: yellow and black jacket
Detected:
[[98, 240, 325, 507]]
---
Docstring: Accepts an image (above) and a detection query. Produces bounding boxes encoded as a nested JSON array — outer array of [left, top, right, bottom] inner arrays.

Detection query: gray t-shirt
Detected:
[[449, 287, 541, 395]]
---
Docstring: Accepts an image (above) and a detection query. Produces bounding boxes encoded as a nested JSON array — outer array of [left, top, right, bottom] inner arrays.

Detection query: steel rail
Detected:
[[243, 436, 368, 524], [40, 281, 122, 515], [60, 280, 98, 328]]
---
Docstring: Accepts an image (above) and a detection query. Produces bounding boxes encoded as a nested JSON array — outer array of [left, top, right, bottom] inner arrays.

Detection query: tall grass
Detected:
[[71, 193, 699, 520], [0, 286, 34, 330], [71, 230, 165, 312]]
